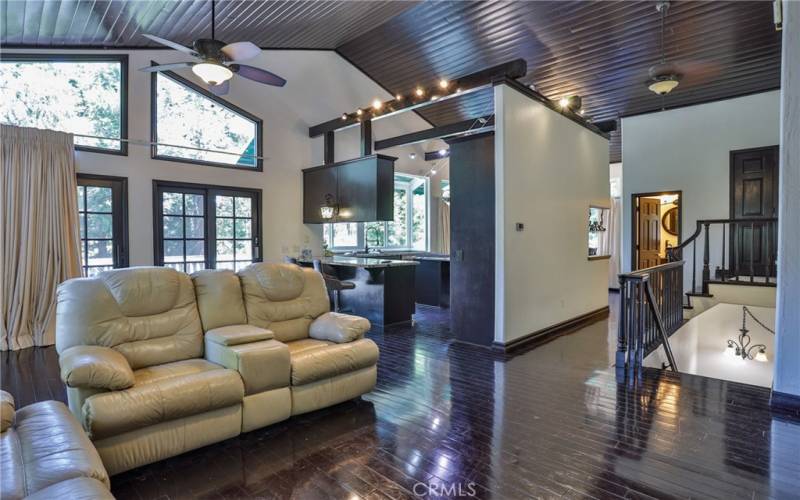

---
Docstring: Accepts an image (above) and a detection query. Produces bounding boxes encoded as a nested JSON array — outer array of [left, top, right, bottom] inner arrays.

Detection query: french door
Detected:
[[153, 180, 262, 272], [77, 174, 128, 276]]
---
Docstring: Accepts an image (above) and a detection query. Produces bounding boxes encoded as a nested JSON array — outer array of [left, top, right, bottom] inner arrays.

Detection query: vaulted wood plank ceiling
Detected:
[[1, 0, 782, 162]]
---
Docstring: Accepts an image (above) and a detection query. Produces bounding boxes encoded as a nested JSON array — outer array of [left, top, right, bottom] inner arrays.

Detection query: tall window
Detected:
[[151, 69, 262, 170], [77, 175, 128, 276], [324, 174, 428, 250], [154, 180, 261, 272], [0, 54, 128, 154]]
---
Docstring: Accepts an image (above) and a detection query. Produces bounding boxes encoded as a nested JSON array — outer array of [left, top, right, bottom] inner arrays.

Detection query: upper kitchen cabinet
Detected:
[[303, 154, 396, 224]]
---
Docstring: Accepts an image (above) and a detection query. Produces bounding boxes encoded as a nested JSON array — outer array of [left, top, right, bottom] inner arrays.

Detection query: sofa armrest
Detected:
[[206, 324, 274, 346], [1, 390, 14, 432], [59, 346, 134, 391], [205, 338, 290, 395], [310, 312, 371, 343]]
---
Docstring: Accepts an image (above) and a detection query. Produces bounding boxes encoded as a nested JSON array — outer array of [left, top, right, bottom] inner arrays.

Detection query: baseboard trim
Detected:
[[492, 306, 610, 354], [770, 390, 800, 412]]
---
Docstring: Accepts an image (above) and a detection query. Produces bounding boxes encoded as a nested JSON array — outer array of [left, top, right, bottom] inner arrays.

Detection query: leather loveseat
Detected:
[[0, 390, 114, 499], [55, 263, 376, 475]]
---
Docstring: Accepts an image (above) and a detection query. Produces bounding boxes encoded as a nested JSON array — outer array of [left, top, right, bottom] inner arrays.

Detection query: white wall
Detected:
[[12, 48, 431, 265], [494, 84, 610, 345], [774, 0, 800, 400], [620, 91, 781, 286]]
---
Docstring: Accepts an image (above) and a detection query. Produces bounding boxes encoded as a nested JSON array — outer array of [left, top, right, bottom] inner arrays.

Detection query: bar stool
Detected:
[[313, 259, 355, 312]]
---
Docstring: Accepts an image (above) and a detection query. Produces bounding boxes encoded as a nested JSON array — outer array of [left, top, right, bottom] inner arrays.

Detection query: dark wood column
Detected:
[[448, 132, 495, 346]]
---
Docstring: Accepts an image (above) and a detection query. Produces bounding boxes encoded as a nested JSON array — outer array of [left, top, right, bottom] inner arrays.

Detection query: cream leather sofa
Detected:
[[0, 391, 114, 499], [55, 264, 376, 475]]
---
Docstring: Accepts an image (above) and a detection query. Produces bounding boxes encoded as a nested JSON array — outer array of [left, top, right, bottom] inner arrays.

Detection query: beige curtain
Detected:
[[1, 125, 82, 350], [608, 197, 622, 289], [437, 199, 451, 254]]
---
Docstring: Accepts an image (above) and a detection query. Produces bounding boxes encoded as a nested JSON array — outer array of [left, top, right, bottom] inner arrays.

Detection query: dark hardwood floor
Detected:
[[2, 298, 799, 499]]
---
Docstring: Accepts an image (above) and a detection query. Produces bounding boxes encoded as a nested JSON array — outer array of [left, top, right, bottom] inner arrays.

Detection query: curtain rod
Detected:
[[69, 131, 267, 161], [72, 133, 266, 160]]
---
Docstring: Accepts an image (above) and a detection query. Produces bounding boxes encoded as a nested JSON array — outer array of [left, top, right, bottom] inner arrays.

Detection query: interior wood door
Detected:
[[637, 197, 661, 270], [730, 146, 778, 277]]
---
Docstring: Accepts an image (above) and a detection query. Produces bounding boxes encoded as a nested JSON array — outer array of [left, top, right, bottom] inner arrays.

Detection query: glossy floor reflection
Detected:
[[2, 296, 799, 499]]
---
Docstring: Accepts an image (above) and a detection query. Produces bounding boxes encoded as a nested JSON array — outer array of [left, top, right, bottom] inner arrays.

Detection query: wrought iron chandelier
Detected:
[[726, 306, 774, 362]]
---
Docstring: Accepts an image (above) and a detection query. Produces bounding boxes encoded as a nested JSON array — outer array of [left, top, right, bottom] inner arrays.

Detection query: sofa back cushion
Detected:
[[238, 263, 329, 342], [56, 267, 203, 370], [191, 269, 247, 331]]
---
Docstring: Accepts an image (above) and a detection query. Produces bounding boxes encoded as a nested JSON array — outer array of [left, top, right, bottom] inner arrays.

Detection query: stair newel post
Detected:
[[616, 275, 629, 371], [721, 223, 726, 281], [702, 222, 710, 295], [637, 277, 646, 369], [692, 239, 697, 293]]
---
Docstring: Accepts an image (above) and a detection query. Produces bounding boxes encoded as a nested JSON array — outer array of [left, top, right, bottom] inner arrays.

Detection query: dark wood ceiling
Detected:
[[0, 0, 416, 49], [1, 1, 782, 162], [337, 1, 782, 162]]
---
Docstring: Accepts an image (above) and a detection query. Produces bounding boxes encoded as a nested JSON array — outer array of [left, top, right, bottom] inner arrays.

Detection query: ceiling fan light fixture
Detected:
[[192, 62, 233, 85], [648, 75, 680, 95]]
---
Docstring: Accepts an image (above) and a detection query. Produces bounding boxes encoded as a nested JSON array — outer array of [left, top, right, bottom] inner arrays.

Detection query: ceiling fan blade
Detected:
[[221, 41, 261, 62], [142, 33, 199, 57], [230, 64, 286, 87], [208, 80, 230, 96], [139, 62, 195, 73]]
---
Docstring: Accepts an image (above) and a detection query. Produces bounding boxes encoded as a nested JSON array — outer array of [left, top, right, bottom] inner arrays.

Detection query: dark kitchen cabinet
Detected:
[[303, 154, 396, 224]]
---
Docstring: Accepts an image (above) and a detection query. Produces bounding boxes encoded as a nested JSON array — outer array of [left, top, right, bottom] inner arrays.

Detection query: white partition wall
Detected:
[[493, 83, 610, 346], [773, 0, 800, 405]]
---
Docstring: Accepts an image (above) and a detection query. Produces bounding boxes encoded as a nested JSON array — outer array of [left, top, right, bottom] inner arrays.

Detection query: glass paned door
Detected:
[[154, 181, 261, 272], [160, 190, 207, 273], [77, 175, 128, 276], [212, 191, 257, 271]]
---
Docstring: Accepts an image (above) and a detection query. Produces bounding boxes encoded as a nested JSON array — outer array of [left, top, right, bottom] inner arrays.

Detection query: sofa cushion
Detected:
[[83, 360, 244, 440], [24, 477, 114, 500], [206, 324, 274, 346], [238, 264, 329, 342], [287, 338, 379, 386], [309, 312, 371, 343], [59, 345, 135, 391], [56, 267, 204, 370], [0, 401, 109, 499], [192, 269, 248, 331]]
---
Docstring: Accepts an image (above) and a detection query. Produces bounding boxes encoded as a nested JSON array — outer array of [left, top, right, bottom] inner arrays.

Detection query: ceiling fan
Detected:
[[139, 0, 286, 96], [646, 1, 723, 96]]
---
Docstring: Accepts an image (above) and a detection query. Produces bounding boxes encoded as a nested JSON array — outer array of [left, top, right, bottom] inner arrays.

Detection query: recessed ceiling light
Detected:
[[372, 99, 382, 110], [438, 149, 447, 156], [439, 79, 449, 89], [431, 169, 437, 175], [415, 87, 425, 97], [558, 97, 570, 108], [409, 152, 417, 159]]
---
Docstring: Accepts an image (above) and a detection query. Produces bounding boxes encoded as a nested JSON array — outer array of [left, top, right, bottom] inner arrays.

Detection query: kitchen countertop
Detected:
[[407, 255, 450, 262], [298, 256, 418, 268]]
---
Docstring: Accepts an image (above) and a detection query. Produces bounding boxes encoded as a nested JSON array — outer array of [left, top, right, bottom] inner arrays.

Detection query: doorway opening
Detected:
[[632, 191, 681, 271]]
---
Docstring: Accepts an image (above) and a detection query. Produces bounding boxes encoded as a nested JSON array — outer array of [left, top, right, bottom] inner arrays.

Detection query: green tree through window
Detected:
[[153, 72, 261, 169], [0, 57, 124, 151]]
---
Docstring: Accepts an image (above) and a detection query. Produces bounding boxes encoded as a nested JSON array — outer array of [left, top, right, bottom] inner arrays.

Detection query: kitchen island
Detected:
[[298, 256, 418, 327]]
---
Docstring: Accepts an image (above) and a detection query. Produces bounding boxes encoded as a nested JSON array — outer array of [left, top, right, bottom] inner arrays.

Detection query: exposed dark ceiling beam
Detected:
[[424, 150, 449, 161], [308, 59, 526, 138], [374, 116, 495, 150]]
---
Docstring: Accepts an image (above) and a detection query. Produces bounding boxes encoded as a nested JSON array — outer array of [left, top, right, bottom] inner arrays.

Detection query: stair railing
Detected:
[[617, 261, 683, 372], [667, 217, 777, 302]]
